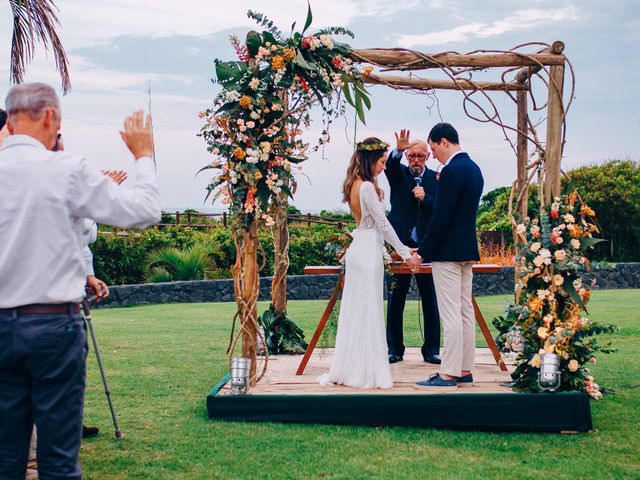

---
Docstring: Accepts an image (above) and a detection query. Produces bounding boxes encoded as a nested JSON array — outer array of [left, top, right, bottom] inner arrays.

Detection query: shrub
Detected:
[[145, 240, 225, 282]]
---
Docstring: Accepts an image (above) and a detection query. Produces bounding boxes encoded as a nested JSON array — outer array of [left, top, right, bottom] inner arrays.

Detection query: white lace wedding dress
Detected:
[[319, 181, 411, 389]]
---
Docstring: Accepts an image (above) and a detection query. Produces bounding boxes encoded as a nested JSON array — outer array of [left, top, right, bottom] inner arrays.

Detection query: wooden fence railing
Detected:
[[150, 211, 353, 230]]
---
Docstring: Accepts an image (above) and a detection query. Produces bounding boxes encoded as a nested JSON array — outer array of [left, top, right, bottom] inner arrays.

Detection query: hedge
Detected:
[[92, 224, 351, 286]]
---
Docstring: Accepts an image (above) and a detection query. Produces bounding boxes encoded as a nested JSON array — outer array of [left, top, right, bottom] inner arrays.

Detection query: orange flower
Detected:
[[528, 297, 544, 312], [282, 48, 296, 61], [259, 98, 266, 108], [363, 66, 373, 76], [580, 204, 596, 217], [271, 55, 285, 70], [233, 147, 246, 160], [239, 95, 252, 109]]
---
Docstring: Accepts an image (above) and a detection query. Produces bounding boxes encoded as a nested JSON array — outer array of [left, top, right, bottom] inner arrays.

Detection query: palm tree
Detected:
[[6, 0, 70, 93]]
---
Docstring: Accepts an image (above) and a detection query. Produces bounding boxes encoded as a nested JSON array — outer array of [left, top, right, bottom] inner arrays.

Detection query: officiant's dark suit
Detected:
[[385, 147, 440, 363]]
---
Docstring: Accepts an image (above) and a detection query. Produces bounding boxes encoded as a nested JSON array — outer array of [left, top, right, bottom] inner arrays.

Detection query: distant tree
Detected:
[[476, 160, 640, 260], [287, 204, 302, 215], [476, 185, 539, 245], [564, 160, 640, 261], [6, 0, 70, 93]]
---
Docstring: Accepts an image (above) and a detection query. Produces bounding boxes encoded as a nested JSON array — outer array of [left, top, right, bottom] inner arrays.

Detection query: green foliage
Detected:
[[144, 240, 224, 282], [92, 224, 347, 285], [258, 304, 308, 354], [563, 160, 640, 261]]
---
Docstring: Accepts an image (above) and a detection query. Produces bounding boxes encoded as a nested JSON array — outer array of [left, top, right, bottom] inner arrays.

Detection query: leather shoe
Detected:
[[423, 354, 442, 365], [82, 424, 99, 438], [388, 354, 403, 364]]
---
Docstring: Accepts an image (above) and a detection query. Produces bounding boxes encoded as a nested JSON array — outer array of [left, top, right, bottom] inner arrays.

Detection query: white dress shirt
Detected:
[[82, 220, 98, 276], [0, 134, 161, 307]]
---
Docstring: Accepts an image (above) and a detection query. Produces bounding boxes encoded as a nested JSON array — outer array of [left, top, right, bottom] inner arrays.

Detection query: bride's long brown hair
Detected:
[[341, 137, 387, 203]]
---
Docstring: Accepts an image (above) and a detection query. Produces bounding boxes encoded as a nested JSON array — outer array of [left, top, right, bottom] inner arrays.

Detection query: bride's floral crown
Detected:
[[356, 140, 389, 152]]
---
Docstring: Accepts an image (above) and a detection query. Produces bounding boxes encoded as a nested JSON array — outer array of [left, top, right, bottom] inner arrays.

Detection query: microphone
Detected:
[[414, 175, 421, 188]]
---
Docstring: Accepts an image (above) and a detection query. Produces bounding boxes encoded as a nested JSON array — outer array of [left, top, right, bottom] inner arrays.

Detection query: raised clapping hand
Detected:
[[120, 110, 153, 160], [394, 129, 418, 152], [101, 169, 128, 185]]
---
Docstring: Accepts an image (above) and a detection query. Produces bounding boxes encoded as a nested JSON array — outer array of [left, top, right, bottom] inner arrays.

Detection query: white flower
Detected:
[[249, 78, 260, 91], [571, 239, 581, 249], [553, 274, 564, 286], [554, 250, 567, 260], [530, 242, 541, 253], [564, 213, 575, 223], [320, 34, 333, 48], [533, 255, 545, 267], [246, 121, 255, 129], [516, 223, 527, 235], [568, 359, 579, 372], [260, 141, 272, 153], [224, 90, 240, 102], [250, 111, 261, 120], [271, 103, 283, 111], [529, 354, 541, 368]]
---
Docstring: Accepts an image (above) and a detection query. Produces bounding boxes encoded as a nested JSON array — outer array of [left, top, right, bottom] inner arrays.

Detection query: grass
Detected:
[[81, 290, 639, 479]]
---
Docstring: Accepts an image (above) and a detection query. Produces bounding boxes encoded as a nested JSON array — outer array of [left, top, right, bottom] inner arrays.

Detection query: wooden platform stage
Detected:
[[207, 348, 593, 432]]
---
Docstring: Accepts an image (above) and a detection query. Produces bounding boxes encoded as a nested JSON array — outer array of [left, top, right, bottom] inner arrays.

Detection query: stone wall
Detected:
[[95, 263, 640, 308]]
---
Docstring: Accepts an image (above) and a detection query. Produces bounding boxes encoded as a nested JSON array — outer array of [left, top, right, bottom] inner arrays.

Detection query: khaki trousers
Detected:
[[432, 261, 475, 377]]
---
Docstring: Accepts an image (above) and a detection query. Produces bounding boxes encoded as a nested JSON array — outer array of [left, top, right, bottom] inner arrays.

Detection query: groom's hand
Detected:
[[407, 252, 422, 270]]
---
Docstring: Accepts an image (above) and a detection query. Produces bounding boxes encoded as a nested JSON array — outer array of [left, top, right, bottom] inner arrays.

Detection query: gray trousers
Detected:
[[0, 309, 87, 480]]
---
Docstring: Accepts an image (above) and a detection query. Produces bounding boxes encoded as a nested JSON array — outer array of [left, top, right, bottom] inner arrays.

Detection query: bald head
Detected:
[[405, 140, 430, 174]]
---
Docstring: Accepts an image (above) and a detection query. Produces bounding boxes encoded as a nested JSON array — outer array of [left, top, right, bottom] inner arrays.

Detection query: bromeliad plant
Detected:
[[494, 188, 618, 398], [198, 5, 371, 383]]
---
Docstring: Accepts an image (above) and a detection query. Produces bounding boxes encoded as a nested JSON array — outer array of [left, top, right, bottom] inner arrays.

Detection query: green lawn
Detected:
[[81, 290, 639, 479]]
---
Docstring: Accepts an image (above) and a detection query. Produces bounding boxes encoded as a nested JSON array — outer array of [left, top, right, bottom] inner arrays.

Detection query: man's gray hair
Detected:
[[5, 83, 60, 120]]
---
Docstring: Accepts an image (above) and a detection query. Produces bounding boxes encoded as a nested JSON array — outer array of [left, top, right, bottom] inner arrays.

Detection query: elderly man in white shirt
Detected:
[[0, 82, 161, 480]]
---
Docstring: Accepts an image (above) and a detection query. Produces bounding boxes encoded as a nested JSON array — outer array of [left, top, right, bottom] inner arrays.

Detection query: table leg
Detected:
[[296, 275, 344, 376], [472, 296, 508, 372]]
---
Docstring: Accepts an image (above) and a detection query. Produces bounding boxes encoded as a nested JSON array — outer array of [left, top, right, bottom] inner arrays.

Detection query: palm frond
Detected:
[[9, 0, 71, 93]]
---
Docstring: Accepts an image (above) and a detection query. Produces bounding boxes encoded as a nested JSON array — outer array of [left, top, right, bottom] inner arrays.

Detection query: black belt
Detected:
[[0, 303, 80, 315]]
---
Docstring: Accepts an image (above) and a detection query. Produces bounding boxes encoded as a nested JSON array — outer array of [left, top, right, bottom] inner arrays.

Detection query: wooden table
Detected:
[[296, 263, 507, 375]]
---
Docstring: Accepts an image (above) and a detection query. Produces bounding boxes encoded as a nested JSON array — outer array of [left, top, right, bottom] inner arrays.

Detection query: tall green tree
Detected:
[[476, 160, 640, 260], [6, 0, 70, 92], [566, 160, 640, 261]]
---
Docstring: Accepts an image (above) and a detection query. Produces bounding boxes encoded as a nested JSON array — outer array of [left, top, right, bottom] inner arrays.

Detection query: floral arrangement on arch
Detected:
[[493, 188, 618, 399], [198, 6, 371, 230]]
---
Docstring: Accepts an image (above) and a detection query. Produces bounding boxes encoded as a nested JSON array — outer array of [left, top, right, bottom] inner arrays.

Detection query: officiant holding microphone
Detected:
[[385, 130, 441, 364]]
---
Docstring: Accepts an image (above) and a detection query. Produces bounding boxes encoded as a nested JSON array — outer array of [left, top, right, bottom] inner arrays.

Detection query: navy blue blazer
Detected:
[[385, 149, 438, 246], [417, 152, 484, 262]]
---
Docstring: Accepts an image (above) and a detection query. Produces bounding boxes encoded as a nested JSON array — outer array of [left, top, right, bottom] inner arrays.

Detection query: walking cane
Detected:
[[81, 296, 125, 440]]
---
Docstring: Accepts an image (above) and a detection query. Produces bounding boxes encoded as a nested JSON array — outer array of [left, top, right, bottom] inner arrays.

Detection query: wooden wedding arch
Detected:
[[260, 41, 571, 383]]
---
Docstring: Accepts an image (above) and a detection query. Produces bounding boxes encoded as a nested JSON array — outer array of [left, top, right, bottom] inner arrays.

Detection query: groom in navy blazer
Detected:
[[385, 130, 441, 364], [408, 123, 484, 390]]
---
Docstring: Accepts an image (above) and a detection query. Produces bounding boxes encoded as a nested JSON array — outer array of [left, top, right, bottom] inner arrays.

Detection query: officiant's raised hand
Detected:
[[394, 129, 418, 152]]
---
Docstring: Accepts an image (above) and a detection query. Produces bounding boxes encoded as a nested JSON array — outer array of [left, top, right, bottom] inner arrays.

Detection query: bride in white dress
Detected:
[[319, 138, 412, 389]]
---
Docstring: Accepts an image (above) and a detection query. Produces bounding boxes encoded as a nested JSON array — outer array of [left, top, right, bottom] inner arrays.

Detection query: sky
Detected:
[[0, 0, 638, 213]]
